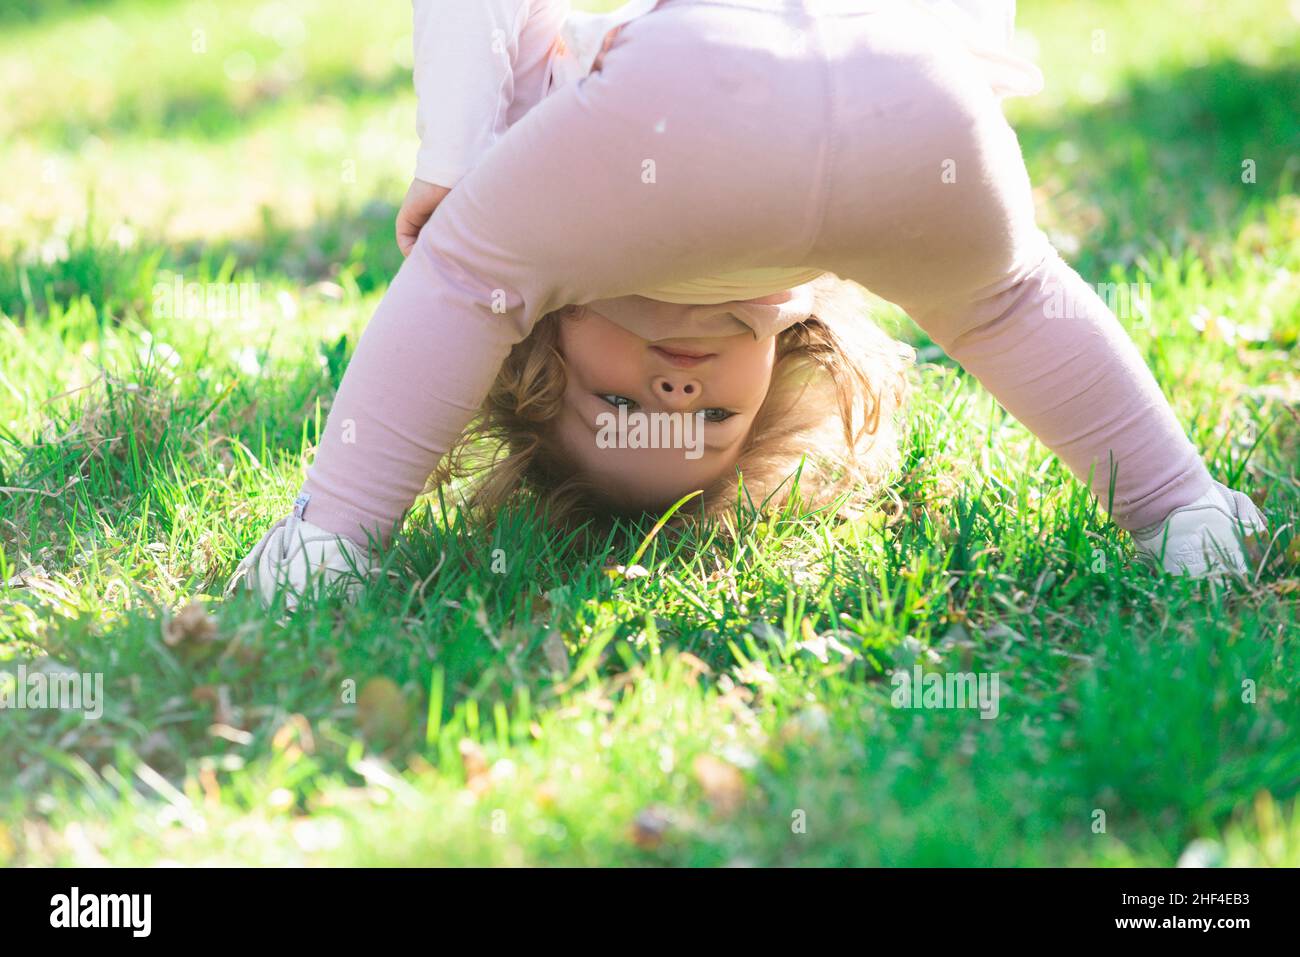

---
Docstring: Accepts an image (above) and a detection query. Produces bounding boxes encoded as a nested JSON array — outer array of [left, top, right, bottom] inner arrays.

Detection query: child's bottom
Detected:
[[301, 0, 1211, 544]]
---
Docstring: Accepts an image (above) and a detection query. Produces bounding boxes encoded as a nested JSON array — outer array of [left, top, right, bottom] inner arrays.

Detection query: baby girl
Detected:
[[232, 0, 1265, 605]]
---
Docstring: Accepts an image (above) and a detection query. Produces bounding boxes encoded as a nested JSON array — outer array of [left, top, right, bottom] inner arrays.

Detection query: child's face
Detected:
[[555, 306, 776, 509]]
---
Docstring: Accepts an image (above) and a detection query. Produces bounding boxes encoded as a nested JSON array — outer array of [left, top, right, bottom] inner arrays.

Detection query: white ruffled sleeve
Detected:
[[411, 0, 534, 187], [915, 0, 1043, 98]]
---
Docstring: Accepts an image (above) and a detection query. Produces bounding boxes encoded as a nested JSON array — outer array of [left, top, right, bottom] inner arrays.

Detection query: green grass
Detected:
[[1, 0, 1298, 866]]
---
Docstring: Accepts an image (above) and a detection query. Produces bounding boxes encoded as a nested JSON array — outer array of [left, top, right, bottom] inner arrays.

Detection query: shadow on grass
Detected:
[[85, 68, 412, 146], [1015, 57, 1300, 273], [0, 347, 336, 559], [0, 198, 403, 321], [29, 66, 413, 149]]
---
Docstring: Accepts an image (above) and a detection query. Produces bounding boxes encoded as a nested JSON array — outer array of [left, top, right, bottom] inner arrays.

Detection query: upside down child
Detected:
[[231, 0, 1266, 606]]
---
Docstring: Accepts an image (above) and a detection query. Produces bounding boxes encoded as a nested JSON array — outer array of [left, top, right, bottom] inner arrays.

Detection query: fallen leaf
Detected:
[[356, 677, 412, 746], [163, 601, 219, 650], [630, 806, 672, 849], [5, 565, 48, 588], [692, 754, 746, 817]]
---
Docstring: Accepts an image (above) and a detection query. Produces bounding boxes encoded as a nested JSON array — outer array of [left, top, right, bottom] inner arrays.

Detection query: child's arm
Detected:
[[399, 0, 568, 254], [413, 0, 533, 189]]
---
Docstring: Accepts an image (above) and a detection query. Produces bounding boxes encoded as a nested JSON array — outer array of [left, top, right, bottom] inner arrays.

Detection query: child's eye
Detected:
[[702, 408, 735, 423], [598, 394, 636, 409]]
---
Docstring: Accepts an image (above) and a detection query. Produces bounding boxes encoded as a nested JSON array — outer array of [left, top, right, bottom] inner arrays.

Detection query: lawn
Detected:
[[0, 0, 1298, 866]]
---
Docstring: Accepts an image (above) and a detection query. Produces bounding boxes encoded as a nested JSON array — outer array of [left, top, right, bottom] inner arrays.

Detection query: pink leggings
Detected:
[[301, 0, 1211, 544]]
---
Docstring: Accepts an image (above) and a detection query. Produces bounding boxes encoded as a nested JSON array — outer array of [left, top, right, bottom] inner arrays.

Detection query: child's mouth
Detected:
[[651, 345, 715, 368]]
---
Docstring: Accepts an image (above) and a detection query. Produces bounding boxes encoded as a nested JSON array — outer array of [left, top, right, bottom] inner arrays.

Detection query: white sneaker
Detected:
[[1131, 481, 1266, 578], [226, 496, 375, 609]]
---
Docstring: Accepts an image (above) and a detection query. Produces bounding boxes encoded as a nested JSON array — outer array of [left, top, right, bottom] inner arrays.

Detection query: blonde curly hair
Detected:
[[432, 275, 913, 528]]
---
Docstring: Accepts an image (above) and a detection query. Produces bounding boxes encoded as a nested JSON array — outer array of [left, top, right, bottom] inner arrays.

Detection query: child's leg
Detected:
[[810, 10, 1212, 530]]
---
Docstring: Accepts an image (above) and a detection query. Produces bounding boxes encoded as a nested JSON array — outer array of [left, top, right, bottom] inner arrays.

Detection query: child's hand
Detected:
[[396, 178, 451, 257], [1131, 481, 1267, 579], [226, 513, 376, 610]]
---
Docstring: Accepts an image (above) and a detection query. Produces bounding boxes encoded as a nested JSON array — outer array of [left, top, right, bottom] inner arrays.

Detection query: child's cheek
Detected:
[[561, 310, 647, 370]]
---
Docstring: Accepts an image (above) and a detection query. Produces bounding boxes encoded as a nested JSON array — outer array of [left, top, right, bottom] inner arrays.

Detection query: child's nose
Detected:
[[650, 375, 702, 411]]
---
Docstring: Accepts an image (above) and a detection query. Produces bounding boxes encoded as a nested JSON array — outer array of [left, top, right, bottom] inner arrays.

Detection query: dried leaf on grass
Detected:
[[163, 601, 219, 649], [692, 754, 746, 818], [630, 806, 672, 849]]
